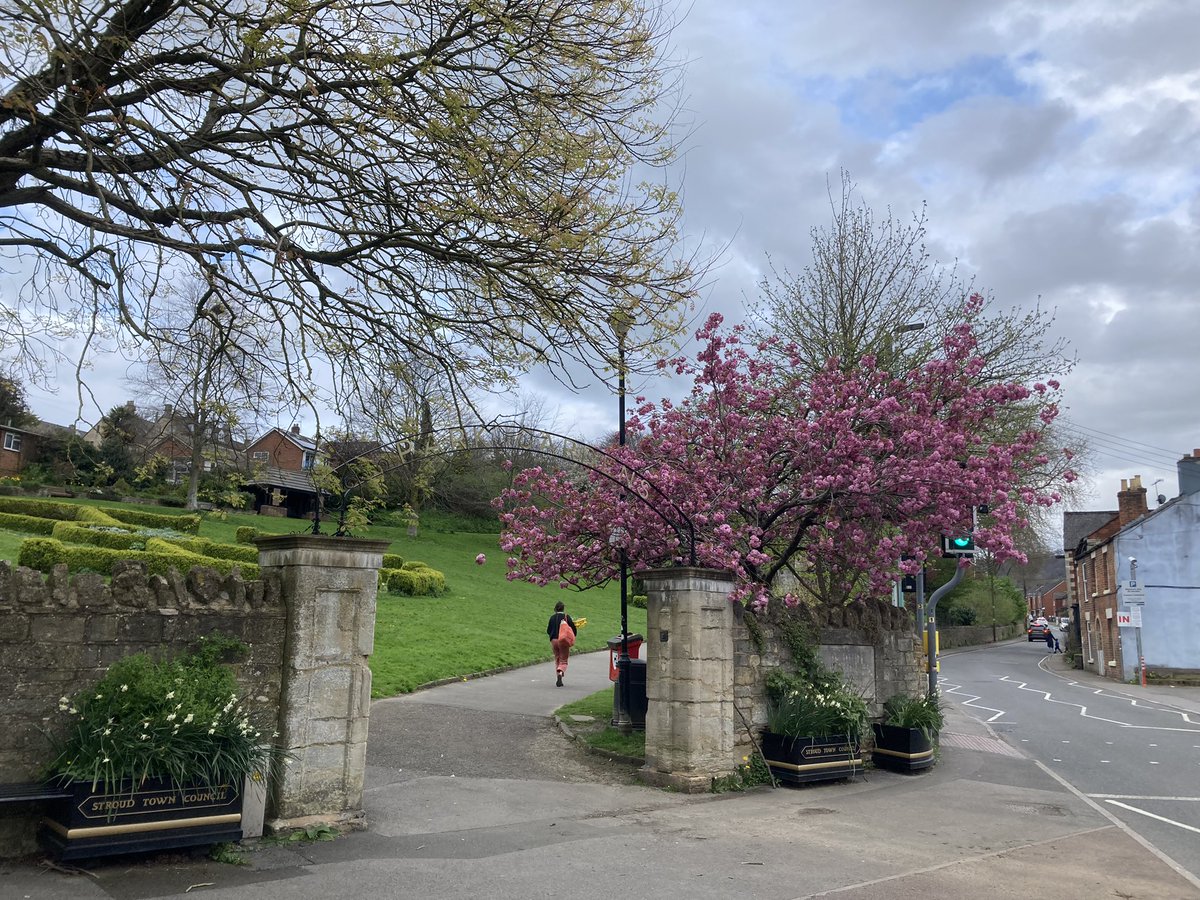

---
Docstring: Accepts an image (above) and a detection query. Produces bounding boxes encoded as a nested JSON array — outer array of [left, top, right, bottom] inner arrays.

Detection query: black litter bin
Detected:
[[611, 659, 648, 730]]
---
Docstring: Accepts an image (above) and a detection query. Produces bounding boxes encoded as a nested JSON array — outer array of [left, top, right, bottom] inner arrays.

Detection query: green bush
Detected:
[[235, 526, 261, 545], [161, 536, 258, 564], [106, 507, 201, 533], [16, 537, 64, 571], [386, 566, 447, 597], [382, 553, 405, 569], [74, 505, 126, 527], [0, 511, 57, 535], [51, 520, 145, 550], [0, 497, 85, 521], [401, 560, 428, 570], [18, 536, 260, 580]]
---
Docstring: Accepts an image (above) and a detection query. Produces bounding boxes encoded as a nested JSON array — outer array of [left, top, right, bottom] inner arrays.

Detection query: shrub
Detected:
[[106, 507, 201, 533], [235, 526, 261, 545], [18, 536, 260, 580], [0, 511, 57, 535], [51, 520, 145, 550], [160, 536, 258, 564], [382, 553, 405, 569], [75, 505, 126, 527], [0, 497, 84, 520], [386, 566, 447, 597]]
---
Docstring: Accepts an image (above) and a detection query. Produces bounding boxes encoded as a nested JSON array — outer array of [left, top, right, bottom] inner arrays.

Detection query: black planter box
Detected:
[[40, 776, 243, 861], [870, 723, 935, 773], [760, 732, 862, 785]]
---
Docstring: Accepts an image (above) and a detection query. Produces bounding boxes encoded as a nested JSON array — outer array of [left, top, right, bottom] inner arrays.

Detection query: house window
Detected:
[[2, 432, 21, 452], [251, 451, 269, 462], [302, 451, 316, 470]]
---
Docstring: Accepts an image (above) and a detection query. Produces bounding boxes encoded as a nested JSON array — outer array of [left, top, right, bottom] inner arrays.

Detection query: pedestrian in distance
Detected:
[[547, 600, 577, 687], [1053, 634, 1063, 653], [1044, 628, 1055, 653]]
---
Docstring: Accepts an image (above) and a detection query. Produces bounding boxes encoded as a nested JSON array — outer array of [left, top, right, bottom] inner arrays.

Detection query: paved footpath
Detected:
[[3, 649, 1199, 899]]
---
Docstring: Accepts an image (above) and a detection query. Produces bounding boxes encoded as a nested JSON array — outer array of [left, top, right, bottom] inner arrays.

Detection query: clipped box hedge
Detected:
[[382, 553, 405, 569], [105, 507, 201, 533], [161, 536, 258, 564], [385, 565, 447, 597], [17, 537, 259, 580], [50, 520, 145, 550], [0, 511, 57, 535], [235, 526, 261, 545]]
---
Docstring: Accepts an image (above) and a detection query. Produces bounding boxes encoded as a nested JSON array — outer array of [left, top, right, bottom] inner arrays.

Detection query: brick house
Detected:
[[0, 422, 38, 476], [243, 426, 321, 518], [244, 425, 318, 472], [0, 420, 76, 477]]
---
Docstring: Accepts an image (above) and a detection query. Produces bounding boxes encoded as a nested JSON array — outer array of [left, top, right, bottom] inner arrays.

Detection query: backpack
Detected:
[[557, 615, 576, 648]]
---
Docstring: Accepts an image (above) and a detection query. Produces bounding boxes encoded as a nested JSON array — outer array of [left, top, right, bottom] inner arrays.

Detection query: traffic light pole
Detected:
[[924, 563, 966, 697]]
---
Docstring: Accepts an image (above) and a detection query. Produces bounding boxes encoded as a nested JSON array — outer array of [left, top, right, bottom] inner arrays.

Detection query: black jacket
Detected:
[[547, 612, 577, 640]]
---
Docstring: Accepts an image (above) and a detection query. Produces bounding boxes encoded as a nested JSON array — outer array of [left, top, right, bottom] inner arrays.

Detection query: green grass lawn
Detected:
[[0, 499, 645, 698], [554, 689, 646, 759]]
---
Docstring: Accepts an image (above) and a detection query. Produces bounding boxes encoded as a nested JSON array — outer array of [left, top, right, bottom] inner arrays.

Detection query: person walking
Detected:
[[1044, 627, 1055, 653], [547, 600, 577, 687]]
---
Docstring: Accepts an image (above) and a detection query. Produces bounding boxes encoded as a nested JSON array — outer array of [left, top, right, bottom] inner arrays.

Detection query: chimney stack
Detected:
[[1117, 475, 1149, 526], [1179, 450, 1200, 497], [290, 424, 301, 436]]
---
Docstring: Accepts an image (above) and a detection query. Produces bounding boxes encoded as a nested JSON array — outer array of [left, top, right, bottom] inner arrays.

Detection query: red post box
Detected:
[[607, 633, 644, 681]]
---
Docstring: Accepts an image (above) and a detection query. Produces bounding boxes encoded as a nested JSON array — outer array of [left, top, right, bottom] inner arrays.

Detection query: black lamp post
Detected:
[[612, 313, 633, 735]]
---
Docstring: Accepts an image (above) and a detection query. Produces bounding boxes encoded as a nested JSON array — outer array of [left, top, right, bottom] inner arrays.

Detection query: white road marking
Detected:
[[1002, 672, 1200, 734], [1104, 800, 1200, 836], [1032, 761, 1200, 892], [939, 680, 1007, 723], [1089, 794, 1200, 802]]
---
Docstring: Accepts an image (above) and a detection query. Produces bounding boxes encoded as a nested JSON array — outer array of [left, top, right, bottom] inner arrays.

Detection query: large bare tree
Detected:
[[126, 280, 281, 509], [751, 173, 1073, 386], [0, 0, 699, 399]]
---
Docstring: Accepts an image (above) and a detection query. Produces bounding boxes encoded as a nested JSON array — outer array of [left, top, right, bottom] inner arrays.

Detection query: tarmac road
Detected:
[[942, 638, 1200, 885], [4, 648, 1200, 899]]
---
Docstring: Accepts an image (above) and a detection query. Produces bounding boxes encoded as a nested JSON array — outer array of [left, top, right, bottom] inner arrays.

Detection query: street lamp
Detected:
[[611, 311, 633, 735]]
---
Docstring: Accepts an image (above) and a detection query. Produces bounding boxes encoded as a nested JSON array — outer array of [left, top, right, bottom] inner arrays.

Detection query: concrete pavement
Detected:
[[3, 648, 1199, 899]]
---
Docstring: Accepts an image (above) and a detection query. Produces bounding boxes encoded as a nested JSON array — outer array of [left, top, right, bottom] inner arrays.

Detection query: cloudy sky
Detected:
[[525, 0, 1200, 515], [21, 0, 1200, 517]]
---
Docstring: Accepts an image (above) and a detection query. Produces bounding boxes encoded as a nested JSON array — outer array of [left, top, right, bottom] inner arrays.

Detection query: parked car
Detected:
[[1028, 622, 1050, 642]]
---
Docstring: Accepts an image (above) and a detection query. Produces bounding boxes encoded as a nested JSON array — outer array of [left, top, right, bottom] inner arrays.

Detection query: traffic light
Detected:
[[941, 533, 976, 557], [900, 574, 918, 593]]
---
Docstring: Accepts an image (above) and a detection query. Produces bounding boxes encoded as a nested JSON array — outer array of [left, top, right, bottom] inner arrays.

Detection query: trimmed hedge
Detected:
[[105, 507, 201, 533], [0, 512, 57, 535], [382, 553, 405, 569], [73, 505, 127, 527], [235, 526, 261, 545], [385, 565, 447, 597], [0, 497, 86, 521], [161, 536, 258, 564], [50, 520, 145, 550], [17, 537, 259, 580]]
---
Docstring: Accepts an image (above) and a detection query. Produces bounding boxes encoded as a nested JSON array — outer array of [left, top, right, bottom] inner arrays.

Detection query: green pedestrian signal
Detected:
[[941, 533, 976, 557]]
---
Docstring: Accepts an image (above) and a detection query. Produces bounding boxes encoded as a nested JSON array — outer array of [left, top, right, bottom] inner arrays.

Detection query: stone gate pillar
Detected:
[[256, 534, 388, 828], [640, 567, 735, 793]]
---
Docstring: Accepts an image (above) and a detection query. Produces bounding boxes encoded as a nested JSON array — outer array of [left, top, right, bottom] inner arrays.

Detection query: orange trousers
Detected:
[[551, 638, 571, 675]]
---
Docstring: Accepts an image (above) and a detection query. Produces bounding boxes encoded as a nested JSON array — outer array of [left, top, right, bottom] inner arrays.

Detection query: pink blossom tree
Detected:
[[496, 299, 1073, 609]]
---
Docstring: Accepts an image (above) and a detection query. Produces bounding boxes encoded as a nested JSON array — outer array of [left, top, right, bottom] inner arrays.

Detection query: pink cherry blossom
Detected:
[[496, 298, 1069, 606], [475, 553, 487, 566]]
